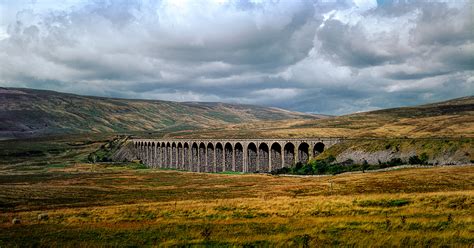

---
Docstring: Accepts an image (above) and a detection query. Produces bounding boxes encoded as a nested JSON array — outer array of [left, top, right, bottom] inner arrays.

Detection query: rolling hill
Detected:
[[0, 87, 320, 140], [163, 96, 474, 139]]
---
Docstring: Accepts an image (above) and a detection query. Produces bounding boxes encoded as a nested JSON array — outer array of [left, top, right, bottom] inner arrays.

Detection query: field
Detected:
[[162, 96, 474, 139], [1, 155, 473, 247], [0, 93, 473, 247]]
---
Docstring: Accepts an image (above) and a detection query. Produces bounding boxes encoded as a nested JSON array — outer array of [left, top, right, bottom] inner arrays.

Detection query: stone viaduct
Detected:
[[132, 138, 341, 173]]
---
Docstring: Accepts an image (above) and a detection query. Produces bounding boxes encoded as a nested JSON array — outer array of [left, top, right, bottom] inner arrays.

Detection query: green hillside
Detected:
[[0, 88, 319, 139]]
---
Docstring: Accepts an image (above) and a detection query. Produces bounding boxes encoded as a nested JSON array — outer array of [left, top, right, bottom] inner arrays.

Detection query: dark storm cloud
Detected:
[[317, 19, 403, 68], [0, 0, 472, 115]]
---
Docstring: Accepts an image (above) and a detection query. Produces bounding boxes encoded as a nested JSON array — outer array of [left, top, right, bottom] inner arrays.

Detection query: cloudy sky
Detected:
[[0, 0, 472, 115]]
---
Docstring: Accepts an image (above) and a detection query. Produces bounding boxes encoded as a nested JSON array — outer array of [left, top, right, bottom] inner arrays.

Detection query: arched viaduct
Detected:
[[132, 138, 341, 173]]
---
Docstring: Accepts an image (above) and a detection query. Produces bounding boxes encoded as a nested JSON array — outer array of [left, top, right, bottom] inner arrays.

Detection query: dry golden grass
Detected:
[[0, 165, 473, 247], [163, 113, 474, 139], [162, 97, 474, 139]]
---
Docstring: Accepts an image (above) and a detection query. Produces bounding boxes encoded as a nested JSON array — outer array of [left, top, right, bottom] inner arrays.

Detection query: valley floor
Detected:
[[0, 164, 473, 247]]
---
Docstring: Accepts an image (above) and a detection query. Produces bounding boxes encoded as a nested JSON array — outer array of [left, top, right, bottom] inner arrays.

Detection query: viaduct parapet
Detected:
[[132, 138, 342, 173]]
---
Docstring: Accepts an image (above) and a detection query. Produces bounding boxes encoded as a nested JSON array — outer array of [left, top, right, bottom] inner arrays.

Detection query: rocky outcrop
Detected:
[[335, 146, 471, 165]]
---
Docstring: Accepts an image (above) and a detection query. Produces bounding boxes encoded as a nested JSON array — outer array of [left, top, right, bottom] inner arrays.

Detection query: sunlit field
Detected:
[[1, 0, 473, 246], [1, 161, 472, 247]]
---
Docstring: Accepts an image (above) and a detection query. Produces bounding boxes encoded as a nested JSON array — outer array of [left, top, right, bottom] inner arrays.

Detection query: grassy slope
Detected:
[[0, 164, 472, 247], [0, 87, 318, 139], [162, 96, 474, 139], [0, 100, 472, 246]]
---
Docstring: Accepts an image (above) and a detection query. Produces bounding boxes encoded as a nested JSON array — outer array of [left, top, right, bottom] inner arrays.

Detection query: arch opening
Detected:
[[142, 142, 147, 165], [284, 143, 295, 167], [146, 142, 151, 166], [313, 142, 325, 157], [215, 143, 224, 173], [177, 143, 183, 170], [166, 143, 171, 168], [199, 143, 206, 172], [258, 143, 269, 172], [224, 143, 233, 171], [183, 143, 189, 171], [235, 143, 243, 172], [172, 143, 177, 169], [141, 142, 145, 163], [151, 142, 156, 168], [271, 143, 282, 170], [207, 143, 215, 173], [298, 142, 309, 164], [161, 142, 166, 168], [247, 143, 257, 173], [156, 143, 161, 168], [191, 143, 199, 172]]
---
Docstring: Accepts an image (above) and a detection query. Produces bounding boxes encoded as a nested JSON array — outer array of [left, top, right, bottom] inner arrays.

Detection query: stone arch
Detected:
[[143, 142, 147, 165], [215, 143, 224, 172], [172, 142, 177, 169], [151, 142, 155, 168], [156, 142, 161, 168], [157, 142, 161, 168], [235, 143, 244, 172], [284, 142, 295, 167], [224, 143, 233, 171], [139, 142, 143, 162], [258, 143, 269, 172], [161, 142, 166, 168], [271, 143, 282, 170], [166, 142, 171, 168], [146, 142, 152, 166], [183, 143, 190, 171], [199, 143, 206, 172], [247, 143, 258, 173], [207, 143, 215, 173], [177, 143, 183, 170], [298, 142, 309, 164], [142, 142, 146, 163], [143, 142, 147, 163], [313, 142, 325, 157], [191, 142, 199, 172]]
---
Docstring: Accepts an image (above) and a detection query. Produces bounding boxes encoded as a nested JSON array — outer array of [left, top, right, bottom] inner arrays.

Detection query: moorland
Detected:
[[0, 88, 472, 247]]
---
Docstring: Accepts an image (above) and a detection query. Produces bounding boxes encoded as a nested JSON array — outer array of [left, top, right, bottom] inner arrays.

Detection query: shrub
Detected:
[[420, 152, 429, 163], [388, 158, 403, 166], [357, 199, 411, 208], [200, 225, 212, 241], [361, 160, 369, 172], [409, 153, 429, 165], [271, 167, 290, 175]]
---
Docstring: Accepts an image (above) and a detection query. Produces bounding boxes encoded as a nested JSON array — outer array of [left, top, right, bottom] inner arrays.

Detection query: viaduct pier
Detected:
[[133, 138, 341, 173]]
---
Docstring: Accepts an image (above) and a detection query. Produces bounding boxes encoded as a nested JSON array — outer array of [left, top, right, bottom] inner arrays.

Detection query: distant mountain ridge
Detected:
[[0, 87, 320, 139]]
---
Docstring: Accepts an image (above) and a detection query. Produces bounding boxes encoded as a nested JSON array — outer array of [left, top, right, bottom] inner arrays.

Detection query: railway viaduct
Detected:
[[132, 138, 341, 173]]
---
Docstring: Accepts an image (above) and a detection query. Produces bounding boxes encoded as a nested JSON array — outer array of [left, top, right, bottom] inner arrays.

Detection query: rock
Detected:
[[38, 213, 49, 221], [12, 218, 21, 225]]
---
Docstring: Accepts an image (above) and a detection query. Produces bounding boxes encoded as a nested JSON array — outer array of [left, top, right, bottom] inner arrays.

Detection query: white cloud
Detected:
[[0, 0, 472, 115]]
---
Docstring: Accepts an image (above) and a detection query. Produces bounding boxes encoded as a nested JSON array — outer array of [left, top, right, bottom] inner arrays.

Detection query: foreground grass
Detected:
[[0, 165, 473, 247]]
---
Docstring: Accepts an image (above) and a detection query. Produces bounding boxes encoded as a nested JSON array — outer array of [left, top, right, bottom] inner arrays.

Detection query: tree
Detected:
[[362, 160, 369, 173]]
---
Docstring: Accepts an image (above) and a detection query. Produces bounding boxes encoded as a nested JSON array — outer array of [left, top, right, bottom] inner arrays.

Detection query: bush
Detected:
[[409, 153, 429, 165], [361, 160, 369, 172], [379, 158, 404, 168], [271, 155, 405, 176], [313, 160, 329, 174], [357, 199, 411, 208]]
